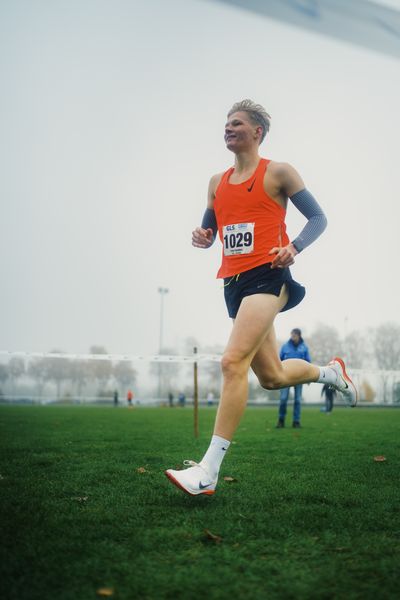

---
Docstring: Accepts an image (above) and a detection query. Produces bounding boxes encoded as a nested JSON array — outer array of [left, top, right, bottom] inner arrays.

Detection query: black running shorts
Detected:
[[223, 262, 305, 319]]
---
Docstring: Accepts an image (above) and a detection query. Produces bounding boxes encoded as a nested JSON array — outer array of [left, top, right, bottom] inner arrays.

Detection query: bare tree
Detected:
[[344, 330, 367, 368], [373, 322, 400, 370], [373, 322, 400, 402], [0, 364, 8, 384], [307, 324, 342, 365], [86, 346, 113, 393], [113, 361, 137, 392], [7, 357, 25, 396], [44, 351, 72, 399], [28, 357, 49, 399], [69, 359, 90, 398], [0, 364, 8, 396]]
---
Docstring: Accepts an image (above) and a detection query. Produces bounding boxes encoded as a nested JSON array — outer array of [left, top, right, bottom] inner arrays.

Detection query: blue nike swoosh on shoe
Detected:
[[199, 481, 213, 489], [222, 447, 228, 451]]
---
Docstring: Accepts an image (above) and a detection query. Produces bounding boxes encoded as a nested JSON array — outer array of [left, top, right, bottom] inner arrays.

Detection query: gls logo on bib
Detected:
[[222, 222, 254, 256]]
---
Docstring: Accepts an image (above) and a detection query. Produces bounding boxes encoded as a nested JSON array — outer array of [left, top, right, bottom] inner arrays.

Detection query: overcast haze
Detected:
[[1, 0, 400, 358]]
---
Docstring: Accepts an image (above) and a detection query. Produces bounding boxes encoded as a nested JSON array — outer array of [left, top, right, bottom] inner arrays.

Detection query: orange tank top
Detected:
[[214, 158, 289, 278]]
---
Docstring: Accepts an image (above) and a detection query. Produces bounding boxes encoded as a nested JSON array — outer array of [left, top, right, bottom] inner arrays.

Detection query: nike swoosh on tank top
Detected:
[[214, 158, 290, 278]]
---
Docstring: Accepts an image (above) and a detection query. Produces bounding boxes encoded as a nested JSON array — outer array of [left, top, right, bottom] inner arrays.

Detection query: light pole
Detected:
[[158, 287, 169, 353], [158, 287, 169, 399]]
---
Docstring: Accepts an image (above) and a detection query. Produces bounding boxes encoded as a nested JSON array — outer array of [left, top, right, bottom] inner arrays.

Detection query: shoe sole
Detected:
[[332, 356, 358, 407], [165, 471, 215, 496]]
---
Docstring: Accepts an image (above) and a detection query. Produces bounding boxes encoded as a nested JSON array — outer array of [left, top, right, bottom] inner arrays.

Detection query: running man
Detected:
[[165, 99, 357, 496]]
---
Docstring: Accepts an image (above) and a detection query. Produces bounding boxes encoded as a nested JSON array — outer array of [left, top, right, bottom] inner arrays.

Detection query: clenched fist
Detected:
[[192, 227, 214, 249]]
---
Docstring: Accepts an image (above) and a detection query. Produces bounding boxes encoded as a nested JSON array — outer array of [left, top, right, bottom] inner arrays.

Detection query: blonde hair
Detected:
[[227, 99, 271, 143]]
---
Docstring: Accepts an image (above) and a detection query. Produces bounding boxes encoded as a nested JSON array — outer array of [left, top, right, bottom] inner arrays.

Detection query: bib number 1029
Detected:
[[222, 222, 254, 256]]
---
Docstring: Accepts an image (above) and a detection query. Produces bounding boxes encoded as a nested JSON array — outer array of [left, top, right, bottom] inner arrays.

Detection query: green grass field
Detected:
[[0, 405, 399, 600]]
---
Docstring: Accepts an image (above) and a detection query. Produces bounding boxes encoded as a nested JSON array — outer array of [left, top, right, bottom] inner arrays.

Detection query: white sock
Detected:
[[317, 366, 338, 385], [200, 435, 230, 479]]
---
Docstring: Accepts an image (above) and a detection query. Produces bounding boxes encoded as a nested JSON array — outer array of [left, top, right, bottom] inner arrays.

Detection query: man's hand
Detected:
[[192, 227, 214, 248], [269, 243, 298, 269]]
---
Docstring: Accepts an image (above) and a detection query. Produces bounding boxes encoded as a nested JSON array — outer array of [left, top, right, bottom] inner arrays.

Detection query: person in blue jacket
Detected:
[[277, 328, 311, 428]]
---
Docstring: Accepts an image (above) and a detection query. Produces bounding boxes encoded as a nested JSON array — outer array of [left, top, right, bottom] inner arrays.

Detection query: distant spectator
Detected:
[[321, 383, 336, 413], [127, 389, 133, 407], [113, 390, 119, 407], [168, 392, 174, 408], [277, 328, 311, 428], [178, 392, 186, 408], [207, 391, 214, 406]]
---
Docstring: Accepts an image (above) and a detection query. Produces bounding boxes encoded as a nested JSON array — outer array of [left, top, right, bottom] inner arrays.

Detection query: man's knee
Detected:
[[221, 352, 249, 379], [258, 371, 285, 390]]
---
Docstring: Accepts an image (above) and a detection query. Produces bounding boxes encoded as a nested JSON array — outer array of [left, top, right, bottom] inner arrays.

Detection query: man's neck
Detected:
[[234, 150, 260, 174]]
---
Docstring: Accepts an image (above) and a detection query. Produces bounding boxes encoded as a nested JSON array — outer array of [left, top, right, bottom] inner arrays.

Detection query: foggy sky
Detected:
[[1, 0, 399, 359]]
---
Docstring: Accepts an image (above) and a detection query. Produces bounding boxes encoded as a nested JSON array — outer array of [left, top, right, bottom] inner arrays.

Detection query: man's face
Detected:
[[224, 111, 261, 152], [291, 332, 300, 344]]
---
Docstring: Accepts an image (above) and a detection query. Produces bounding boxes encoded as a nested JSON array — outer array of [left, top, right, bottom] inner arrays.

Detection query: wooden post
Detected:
[[193, 346, 199, 438]]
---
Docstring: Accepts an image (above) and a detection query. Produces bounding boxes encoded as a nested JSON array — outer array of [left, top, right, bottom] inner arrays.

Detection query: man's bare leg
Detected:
[[212, 293, 285, 440], [165, 289, 357, 495], [251, 326, 319, 391], [251, 327, 357, 406], [166, 290, 288, 494]]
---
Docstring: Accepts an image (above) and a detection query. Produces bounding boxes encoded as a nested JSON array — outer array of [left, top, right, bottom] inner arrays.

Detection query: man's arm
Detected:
[[201, 208, 218, 241], [268, 163, 327, 267], [192, 173, 223, 249], [289, 189, 327, 253]]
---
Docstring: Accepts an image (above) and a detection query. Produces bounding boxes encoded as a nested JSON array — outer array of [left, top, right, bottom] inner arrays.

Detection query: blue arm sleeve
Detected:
[[290, 189, 327, 253], [201, 208, 218, 242], [305, 347, 311, 363]]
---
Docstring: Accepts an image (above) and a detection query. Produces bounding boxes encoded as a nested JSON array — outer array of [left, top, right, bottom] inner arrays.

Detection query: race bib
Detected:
[[222, 222, 254, 256]]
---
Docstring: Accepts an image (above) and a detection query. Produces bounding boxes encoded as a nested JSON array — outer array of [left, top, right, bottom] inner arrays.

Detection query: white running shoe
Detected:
[[165, 460, 217, 496], [328, 357, 358, 407]]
